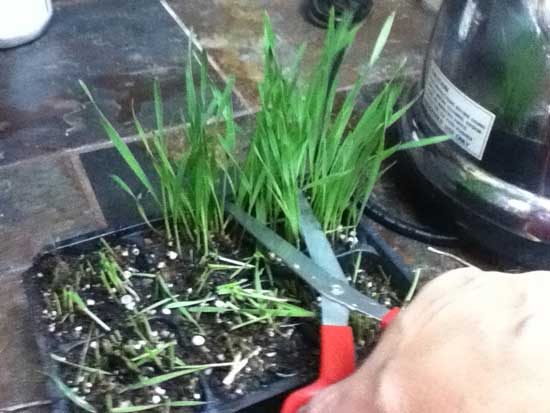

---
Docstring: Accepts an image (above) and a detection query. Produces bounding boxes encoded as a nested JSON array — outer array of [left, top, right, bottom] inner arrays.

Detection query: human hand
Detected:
[[304, 268, 550, 413]]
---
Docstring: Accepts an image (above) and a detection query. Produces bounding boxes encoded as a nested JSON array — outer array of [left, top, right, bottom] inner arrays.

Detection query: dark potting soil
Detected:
[[28, 228, 402, 412]]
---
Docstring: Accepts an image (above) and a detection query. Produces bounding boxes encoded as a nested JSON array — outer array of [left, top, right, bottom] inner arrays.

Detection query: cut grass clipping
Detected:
[[237, 12, 447, 243], [187, 279, 314, 330], [50, 370, 205, 413]]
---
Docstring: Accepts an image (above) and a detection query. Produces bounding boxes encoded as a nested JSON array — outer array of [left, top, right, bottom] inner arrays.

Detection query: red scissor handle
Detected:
[[281, 307, 401, 413], [281, 325, 355, 413], [380, 307, 400, 329]]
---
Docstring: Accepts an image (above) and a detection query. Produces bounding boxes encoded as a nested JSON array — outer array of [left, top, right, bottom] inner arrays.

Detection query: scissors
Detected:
[[227, 193, 400, 413]]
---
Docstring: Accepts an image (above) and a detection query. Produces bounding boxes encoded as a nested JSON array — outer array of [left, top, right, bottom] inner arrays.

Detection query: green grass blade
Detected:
[[168, 401, 207, 407], [123, 366, 210, 392], [246, 304, 314, 317], [165, 298, 213, 309], [80, 80, 159, 204], [187, 306, 228, 313], [50, 353, 112, 375], [153, 79, 164, 135], [67, 291, 111, 332], [111, 405, 159, 413], [48, 374, 97, 413], [369, 13, 395, 67], [382, 135, 450, 159], [111, 401, 205, 413], [111, 175, 138, 199]]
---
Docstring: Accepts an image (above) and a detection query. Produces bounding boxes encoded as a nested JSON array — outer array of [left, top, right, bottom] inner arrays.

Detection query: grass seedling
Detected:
[[48, 374, 97, 413], [50, 291, 63, 317], [110, 401, 205, 413], [81, 45, 237, 258], [236, 13, 309, 242], [97, 244, 142, 303], [65, 290, 111, 332], [77, 328, 92, 375], [50, 353, 112, 375], [98, 251, 125, 295], [156, 275, 203, 333], [165, 297, 214, 310], [131, 341, 176, 368], [122, 364, 215, 392], [196, 266, 214, 294], [237, 12, 448, 243], [202, 253, 256, 291], [131, 313, 156, 343], [61, 287, 75, 315], [136, 297, 173, 315]]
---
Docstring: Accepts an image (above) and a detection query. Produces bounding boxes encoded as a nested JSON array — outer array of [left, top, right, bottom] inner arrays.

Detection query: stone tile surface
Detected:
[[0, 0, 236, 166], [0, 271, 50, 411], [166, 0, 435, 105], [0, 155, 106, 273], [0, 153, 106, 410]]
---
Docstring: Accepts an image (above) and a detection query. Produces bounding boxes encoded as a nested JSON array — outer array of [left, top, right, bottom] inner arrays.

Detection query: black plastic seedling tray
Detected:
[[23, 219, 413, 413]]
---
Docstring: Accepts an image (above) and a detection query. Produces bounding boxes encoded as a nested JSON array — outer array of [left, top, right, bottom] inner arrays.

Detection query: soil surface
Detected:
[[28, 227, 401, 412]]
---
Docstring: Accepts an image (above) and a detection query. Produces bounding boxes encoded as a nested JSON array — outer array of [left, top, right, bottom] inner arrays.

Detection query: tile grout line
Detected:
[[67, 153, 108, 230], [158, 0, 254, 111], [0, 107, 258, 171], [0, 73, 410, 171], [68, 107, 258, 155], [0, 400, 52, 412], [0, 263, 33, 278]]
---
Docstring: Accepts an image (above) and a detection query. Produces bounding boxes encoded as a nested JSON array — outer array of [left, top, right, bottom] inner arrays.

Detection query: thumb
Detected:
[[296, 374, 375, 413], [297, 384, 342, 413]]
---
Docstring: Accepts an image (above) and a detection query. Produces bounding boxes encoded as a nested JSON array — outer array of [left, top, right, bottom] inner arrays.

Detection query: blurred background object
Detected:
[[0, 0, 53, 49], [305, 0, 373, 27], [401, 0, 550, 268], [420, 0, 443, 12]]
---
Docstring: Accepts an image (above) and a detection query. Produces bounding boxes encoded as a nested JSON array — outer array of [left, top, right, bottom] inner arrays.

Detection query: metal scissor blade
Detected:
[[227, 202, 388, 320], [298, 193, 349, 326], [297, 193, 347, 282]]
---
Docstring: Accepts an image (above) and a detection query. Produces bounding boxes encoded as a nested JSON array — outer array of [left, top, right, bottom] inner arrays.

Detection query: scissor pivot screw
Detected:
[[330, 284, 345, 296]]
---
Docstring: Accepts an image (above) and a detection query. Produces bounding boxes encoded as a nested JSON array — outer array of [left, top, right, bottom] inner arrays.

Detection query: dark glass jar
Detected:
[[416, 0, 550, 194], [401, 0, 550, 267]]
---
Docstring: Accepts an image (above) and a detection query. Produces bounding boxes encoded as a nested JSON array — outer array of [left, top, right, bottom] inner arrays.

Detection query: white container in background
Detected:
[[0, 0, 53, 49]]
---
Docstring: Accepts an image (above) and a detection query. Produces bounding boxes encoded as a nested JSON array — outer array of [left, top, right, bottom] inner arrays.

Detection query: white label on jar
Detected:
[[423, 61, 496, 160]]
